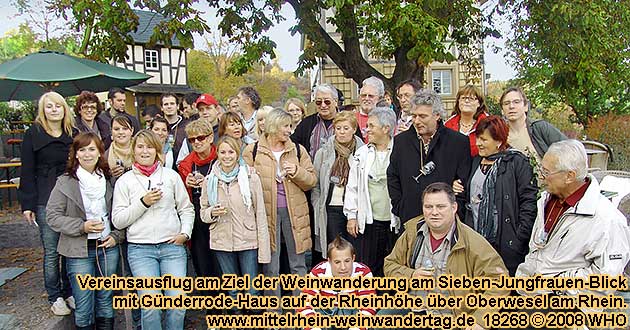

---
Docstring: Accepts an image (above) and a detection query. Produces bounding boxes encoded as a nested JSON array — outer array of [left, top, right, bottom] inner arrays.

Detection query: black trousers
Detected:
[[326, 206, 354, 245], [355, 220, 395, 277]]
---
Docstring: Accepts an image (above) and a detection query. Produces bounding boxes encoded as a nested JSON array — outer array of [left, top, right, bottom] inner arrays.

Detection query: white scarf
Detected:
[[76, 166, 110, 239]]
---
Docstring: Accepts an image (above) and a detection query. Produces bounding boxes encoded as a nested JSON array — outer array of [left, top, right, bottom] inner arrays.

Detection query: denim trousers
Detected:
[[127, 242, 187, 330], [66, 244, 119, 327], [36, 205, 71, 303], [214, 249, 260, 300]]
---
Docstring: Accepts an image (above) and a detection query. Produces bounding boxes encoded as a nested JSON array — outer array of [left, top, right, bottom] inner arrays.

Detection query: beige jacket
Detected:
[[384, 216, 508, 325], [199, 168, 271, 263], [243, 135, 317, 253]]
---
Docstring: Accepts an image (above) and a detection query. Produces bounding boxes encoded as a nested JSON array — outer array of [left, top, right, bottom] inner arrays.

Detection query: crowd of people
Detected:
[[16, 79, 629, 330]]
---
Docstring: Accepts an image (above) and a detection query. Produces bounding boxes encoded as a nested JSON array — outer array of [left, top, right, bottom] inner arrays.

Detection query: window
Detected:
[[431, 70, 452, 95], [145, 49, 159, 70]]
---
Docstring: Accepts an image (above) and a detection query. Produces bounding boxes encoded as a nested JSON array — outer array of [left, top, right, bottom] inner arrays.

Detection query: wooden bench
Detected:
[[0, 162, 21, 209]]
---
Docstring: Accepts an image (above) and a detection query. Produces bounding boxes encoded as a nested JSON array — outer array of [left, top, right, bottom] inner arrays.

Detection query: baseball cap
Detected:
[[196, 93, 218, 107]]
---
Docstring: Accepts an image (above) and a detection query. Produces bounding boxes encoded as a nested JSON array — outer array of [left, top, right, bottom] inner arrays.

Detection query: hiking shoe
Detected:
[[51, 297, 71, 316], [65, 296, 76, 309]]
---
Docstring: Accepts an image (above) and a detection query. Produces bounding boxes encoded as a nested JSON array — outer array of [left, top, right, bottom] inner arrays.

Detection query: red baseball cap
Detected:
[[196, 93, 218, 107]]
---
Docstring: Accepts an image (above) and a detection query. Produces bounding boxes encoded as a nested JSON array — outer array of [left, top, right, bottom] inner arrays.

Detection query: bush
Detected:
[[585, 114, 630, 171]]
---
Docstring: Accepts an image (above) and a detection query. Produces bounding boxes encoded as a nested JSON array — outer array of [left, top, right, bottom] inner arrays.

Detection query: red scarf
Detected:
[[134, 161, 160, 177], [177, 145, 218, 183]]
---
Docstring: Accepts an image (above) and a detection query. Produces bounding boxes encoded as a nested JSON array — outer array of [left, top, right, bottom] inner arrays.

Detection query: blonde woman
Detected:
[[112, 130, 194, 329], [284, 98, 306, 130], [19, 91, 76, 315], [255, 105, 274, 138], [200, 136, 270, 312], [243, 109, 316, 307]]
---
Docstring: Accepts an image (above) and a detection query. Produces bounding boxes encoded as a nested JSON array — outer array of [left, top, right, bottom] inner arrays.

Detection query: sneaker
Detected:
[[51, 297, 71, 316], [65, 296, 76, 310]]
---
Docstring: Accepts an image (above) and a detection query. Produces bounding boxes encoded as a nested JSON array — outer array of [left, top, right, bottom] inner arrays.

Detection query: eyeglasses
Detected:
[[81, 104, 98, 111], [187, 134, 211, 143], [459, 96, 478, 103], [315, 99, 333, 106], [539, 167, 564, 179], [501, 99, 523, 107], [360, 93, 378, 99]]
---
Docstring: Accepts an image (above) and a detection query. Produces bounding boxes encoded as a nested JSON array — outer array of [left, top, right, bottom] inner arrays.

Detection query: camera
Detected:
[[413, 161, 436, 183]]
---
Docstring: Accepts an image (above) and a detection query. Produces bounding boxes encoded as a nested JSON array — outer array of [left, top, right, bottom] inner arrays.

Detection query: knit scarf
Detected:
[[107, 142, 133, 170], [206, 159, 252, 211], [134, 161, 160, 177], [330, 138, 356, 186], [476, 150, 512, 242]]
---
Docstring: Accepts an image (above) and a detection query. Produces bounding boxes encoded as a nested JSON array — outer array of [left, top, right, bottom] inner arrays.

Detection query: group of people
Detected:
[[17, 77, 630, 330]]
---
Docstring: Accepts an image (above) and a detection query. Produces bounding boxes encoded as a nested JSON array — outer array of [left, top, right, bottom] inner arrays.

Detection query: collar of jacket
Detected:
[[55, 174, 113, 215], [257, 134, 297, 157], [30, 124, 74, 151], [409, 216, 463, 267], [169, 115, 184, 128], [407, 120, 445, 154], [539, 174, 600, 218]]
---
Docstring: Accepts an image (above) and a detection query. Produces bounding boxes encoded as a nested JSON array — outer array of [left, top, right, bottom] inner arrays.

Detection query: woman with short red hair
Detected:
[[452, 115, 538, 275]]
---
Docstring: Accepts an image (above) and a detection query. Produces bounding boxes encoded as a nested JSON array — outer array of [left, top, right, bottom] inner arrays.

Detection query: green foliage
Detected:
[[188, 49, 310, 107], [47, 0, 210, 62], [502, 0, 630, 128], [0, 24, 39, 62], [0, 102, 36, 134], [585, 114, 630, 171]]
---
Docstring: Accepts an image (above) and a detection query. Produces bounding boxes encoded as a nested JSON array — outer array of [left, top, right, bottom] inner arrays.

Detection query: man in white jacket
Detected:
[[517, 140, 630, 308]]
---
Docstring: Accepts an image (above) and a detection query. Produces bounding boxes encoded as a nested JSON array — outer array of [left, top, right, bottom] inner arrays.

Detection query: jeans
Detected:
[[66, 244, 119, 327], [36, 205, 71, 303], [215, 249, 259, 300], [127, 242, 187, 330], [263, 208, 306, 309]]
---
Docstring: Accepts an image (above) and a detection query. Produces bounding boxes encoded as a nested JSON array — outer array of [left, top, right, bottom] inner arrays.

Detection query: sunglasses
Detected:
[[187, 134, 211, 143], [315, 99, 333, 106]]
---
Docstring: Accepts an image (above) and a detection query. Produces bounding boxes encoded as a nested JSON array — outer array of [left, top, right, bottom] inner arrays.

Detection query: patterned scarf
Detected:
[[309, 115, 335, 159], [330, 138, 356, 186], [477, 150, 513, 242]]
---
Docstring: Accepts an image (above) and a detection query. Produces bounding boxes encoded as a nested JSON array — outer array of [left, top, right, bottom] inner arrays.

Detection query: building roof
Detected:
[[127, 83, 199, 95], [130, 9, 182, 48]]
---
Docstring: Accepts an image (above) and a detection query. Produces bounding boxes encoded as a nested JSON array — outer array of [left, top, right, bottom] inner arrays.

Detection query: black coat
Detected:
[[291, 112, 362, 156], [463, 150, 538, 275], [387, 122, 471, 224], [18, 124, 74, 212], [75, 115, 112, 150]]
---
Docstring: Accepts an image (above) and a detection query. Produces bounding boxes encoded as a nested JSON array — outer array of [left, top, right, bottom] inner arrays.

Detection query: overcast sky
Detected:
[[0, 0, 516, 81]]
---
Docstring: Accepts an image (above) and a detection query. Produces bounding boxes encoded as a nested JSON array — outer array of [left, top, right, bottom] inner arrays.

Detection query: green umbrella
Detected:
[[0, 50, 151, 101]]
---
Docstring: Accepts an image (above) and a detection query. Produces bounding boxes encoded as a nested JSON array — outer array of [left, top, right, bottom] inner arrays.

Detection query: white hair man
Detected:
[[517, 140, 630, 307], [356, 76, 385, 142]]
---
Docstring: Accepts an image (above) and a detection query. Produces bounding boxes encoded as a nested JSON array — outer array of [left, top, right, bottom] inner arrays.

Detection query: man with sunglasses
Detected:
[[516, 140, 630, 327], [292, 83, 362, 159]]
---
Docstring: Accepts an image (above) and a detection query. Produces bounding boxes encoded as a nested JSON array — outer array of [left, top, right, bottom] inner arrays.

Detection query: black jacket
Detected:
[[291, 112, 362, 155], [18, 124, 74, 211], [387, 122, 471, 224], [168, 116, 190, 162], [75, 115, 112, 150], [462, 150, 538, 275]]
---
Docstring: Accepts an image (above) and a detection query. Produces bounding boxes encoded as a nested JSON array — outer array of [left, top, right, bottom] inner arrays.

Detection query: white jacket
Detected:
[[343, 140, 399, 234], [112, 165, 194, 244], [516, 175, 630, 301]]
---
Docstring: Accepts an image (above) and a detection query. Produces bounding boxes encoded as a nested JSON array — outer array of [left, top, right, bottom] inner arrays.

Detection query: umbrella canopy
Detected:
[[0, 50, 151, 101]]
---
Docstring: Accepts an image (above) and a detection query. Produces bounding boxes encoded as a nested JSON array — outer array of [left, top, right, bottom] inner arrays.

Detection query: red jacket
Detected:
[[444, 112, 488, 157]]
